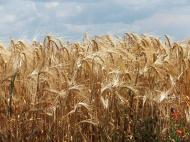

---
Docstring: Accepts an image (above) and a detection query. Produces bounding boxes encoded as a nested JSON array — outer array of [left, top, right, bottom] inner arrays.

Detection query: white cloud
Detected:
[[129, 8, 190, 40], [56, 4, 83, 17], [64, 23, 140, 36], [115, 0, 156, 6], [1, 14, 16, 23], [0, 5, 4, 10], [62, 4, 190, 40], [44, 2, 59, 9], [110, 0, 161, 10], [0, 0, 190, 43], [113, 0, 188, 7], [135, 13, 190, 29]]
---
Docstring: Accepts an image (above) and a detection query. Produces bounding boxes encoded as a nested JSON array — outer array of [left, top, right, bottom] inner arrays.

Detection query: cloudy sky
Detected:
[[0, 0, 190, 43]]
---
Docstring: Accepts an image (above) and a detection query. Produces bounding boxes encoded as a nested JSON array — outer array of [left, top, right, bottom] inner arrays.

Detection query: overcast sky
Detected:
[[0, 0, 190, 43]]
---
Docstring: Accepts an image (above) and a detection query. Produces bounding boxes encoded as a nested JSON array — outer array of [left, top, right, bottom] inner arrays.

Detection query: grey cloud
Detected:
[[0, 0, 190, 44]]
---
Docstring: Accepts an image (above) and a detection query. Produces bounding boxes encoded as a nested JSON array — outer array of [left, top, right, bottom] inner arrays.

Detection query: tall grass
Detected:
[[0, 34, 190, 141]]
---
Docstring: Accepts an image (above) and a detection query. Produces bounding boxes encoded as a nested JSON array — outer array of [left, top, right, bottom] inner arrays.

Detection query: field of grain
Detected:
[[0, 33, 190, 141]]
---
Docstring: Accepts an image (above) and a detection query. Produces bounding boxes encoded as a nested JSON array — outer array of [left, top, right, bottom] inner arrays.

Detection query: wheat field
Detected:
[[0, 33, 190, 141]]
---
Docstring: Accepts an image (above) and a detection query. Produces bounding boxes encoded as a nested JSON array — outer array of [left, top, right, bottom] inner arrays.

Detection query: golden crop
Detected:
[[0, 34, 190, 141]]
